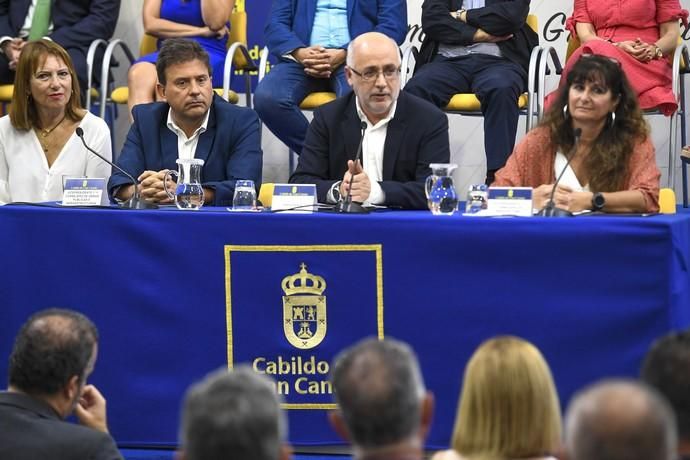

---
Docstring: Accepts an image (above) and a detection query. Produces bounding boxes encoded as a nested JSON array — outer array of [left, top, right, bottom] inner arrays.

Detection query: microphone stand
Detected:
[[335, 122, 369, 214], [76, 128, 158, 209], [537, 128, 582, 217]]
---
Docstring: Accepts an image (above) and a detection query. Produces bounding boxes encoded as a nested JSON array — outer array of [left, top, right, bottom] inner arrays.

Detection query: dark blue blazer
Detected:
[[264, 0, 408, 59], [0, 0, 120, 51], [289, 91, 450, 209], [108, 95, 263, 207]]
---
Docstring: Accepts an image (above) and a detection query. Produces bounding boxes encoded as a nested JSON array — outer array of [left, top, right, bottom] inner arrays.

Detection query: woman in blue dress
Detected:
[[127, 0, 234, 119]]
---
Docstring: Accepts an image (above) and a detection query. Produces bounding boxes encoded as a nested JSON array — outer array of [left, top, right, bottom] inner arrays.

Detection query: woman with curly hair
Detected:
[[494, 54, 660, 213]]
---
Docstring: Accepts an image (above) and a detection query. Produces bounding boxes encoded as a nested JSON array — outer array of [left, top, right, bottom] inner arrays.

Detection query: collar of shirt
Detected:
[[353, 98, 398, 205], [166, 108, 210, 160]]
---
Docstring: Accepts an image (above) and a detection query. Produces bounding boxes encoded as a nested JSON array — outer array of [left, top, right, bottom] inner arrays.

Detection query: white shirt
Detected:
[[555, 151, 589, 192], [355, 97, 397, 205], [166, 108, 209, 160], [0, 112, 112, 203]]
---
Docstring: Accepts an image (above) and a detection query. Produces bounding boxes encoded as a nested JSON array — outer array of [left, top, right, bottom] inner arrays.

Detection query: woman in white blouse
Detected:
[[0, 39, 111, 203]]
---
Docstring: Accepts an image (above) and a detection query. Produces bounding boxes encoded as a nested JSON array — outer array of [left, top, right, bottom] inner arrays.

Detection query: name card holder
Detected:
[[487, 187, 533, 216], [62, 178, 108, 207], [271, 184, 317, 213]]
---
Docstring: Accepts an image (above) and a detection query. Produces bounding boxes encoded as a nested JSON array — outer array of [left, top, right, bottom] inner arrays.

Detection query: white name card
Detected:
[[62, 178, 108, 207], [486, 187, 534, 216], [271, 184, 317, 213]]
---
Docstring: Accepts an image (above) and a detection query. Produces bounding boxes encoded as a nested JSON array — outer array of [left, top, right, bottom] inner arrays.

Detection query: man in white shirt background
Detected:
[[0, 0, 120, 100]]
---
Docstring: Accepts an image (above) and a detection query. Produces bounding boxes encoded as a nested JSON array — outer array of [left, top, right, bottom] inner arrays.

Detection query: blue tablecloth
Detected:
[[0, 205, 688, 449]]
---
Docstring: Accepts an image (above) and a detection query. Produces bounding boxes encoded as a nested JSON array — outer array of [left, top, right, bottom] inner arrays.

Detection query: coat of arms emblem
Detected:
[[282, 263, 327, 349]]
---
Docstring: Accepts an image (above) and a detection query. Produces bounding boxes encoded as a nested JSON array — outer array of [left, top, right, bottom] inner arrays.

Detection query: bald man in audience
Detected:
[[642, 330, 690, 460], [177, 365, 291, 460], [565, 379, 677, 460], [0, 308, 122, 460], [328, 337, 434, 460]]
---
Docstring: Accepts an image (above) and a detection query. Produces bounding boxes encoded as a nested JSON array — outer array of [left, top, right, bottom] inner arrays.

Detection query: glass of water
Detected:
[[465, 184, 488, 214], [233, 180, 257, 211]]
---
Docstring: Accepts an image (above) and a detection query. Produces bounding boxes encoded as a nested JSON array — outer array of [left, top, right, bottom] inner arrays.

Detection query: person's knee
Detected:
[[128, 62, 157, 86], [254, 78, 299, 115]]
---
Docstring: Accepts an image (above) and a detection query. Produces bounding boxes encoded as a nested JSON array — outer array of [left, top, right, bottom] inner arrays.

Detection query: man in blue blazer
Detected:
[[289, 32, 450, 210], [254, 0, 407, 156], [108, 39, 262, 207], [0, 0, 120, 91]]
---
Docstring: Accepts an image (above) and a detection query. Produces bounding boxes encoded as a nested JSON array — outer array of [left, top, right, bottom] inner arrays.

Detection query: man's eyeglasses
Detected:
[[349, 66, 401, 82]]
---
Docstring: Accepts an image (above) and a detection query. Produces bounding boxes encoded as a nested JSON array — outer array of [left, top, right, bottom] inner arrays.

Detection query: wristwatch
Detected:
[[592, 192, 606, 211], [453, 9, 466, 20]]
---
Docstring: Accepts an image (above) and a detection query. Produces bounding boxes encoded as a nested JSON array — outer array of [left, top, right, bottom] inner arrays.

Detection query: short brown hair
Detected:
[[156, 38, 212, 85], [10, 40, 83, 131]]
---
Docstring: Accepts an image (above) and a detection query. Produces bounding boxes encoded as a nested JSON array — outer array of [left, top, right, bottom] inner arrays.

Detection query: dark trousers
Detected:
[[404, 53, 525, 171], [254, 60, 351, 155]]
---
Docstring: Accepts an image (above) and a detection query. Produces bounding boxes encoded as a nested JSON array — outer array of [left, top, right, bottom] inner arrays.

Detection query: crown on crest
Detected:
[[281, 263, 326, 296]]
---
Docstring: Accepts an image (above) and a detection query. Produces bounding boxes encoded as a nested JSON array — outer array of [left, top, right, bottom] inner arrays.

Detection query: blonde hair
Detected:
[[451, 336, 562, 460], [10, 39, 83, 131]]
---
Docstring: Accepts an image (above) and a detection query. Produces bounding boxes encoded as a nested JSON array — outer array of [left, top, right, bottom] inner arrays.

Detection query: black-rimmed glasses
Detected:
[[349, 66, 401, 82]]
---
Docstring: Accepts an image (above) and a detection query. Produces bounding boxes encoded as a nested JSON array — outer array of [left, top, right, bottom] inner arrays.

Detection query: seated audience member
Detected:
[[0, 308, 123, 460], [433, 336, 561, 460], [329, 337, 434, 460], [544, 0, 687, 115], [178, 365, 290, 460], [494, 54, 660, 214], [108, 38, 262, 207], [127, 0, 234, 119], [0, 0, 120, 97], [642, 330, 690, 459], [565, 380, 677, 460], [289, 32, 450, 210], [0, 39, 111, 204], [403, 0, 538, 185], [253, 0, 407, 155]]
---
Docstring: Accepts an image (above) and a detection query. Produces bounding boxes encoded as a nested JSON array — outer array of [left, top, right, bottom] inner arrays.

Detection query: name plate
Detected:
[[487, 187, 533, 216], [62, 178, 108, 207], [271, 184, 317, 213]]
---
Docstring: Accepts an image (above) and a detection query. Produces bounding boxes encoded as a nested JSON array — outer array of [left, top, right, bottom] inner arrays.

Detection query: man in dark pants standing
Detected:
[[404, 0, 537, 184]]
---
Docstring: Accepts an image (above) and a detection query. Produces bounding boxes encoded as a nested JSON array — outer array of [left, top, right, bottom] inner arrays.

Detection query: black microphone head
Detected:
[[360, 121, 367, 131], [75, 127, 84, 137], [573, 127, 582, 139]]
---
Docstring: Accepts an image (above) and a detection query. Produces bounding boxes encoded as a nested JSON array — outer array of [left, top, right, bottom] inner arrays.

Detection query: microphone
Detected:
[[537, 127, 582, 217], [76, 127, 157, 209], [335, 121, 369, 214]]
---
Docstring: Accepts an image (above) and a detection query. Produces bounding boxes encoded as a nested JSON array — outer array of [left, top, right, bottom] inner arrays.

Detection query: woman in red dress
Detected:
[[547, 0, 687, 115]]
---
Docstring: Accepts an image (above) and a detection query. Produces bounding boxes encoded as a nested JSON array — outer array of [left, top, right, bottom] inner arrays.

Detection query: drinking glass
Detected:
[[233, 180, 257, 211]]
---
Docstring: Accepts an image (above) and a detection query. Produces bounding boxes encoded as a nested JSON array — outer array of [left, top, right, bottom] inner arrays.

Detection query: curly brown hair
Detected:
[[541, 55, 649, 192]]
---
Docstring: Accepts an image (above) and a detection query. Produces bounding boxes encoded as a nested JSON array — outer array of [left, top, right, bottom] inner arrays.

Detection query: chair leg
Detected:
[[289, 149, 296, 176], [683, 157, 688, 207]]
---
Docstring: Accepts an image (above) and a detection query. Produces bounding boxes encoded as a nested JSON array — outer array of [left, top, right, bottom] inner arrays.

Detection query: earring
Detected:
[[563, 104, 569, 119], [609, 111, 616, 127]]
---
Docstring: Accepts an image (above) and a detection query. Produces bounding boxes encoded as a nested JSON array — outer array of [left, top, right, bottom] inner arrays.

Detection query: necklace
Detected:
[[35, 115, 67, 153], [38, 115, 66, 138]]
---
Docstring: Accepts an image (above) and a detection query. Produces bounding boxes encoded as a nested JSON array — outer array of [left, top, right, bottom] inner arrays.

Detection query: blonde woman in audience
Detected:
[[0, 40, 111, 204], [127, 0, 234, 119], [433, 336, 561, 460]]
